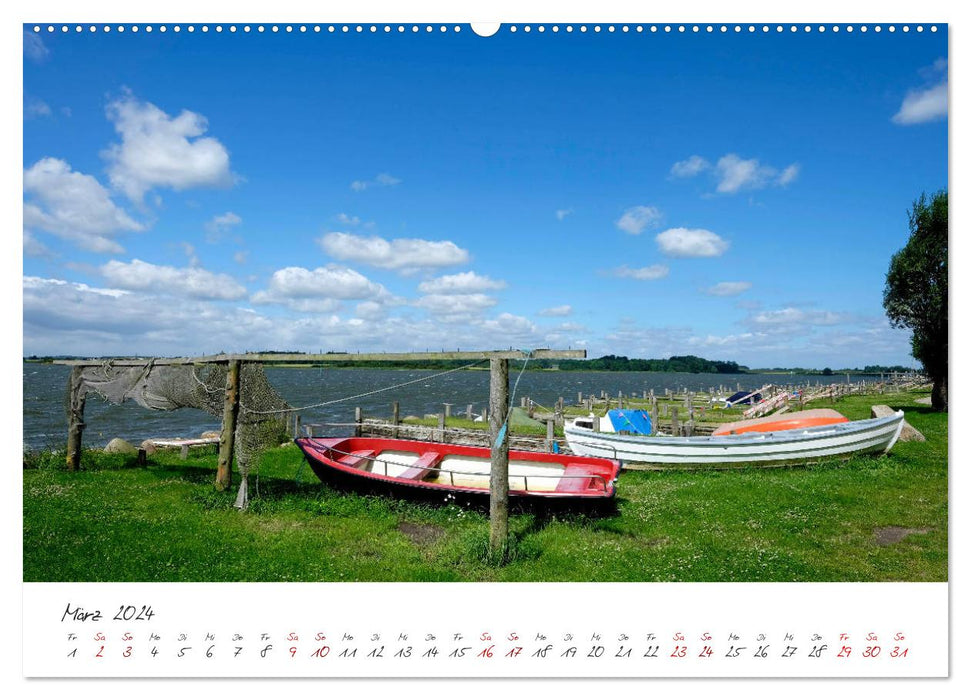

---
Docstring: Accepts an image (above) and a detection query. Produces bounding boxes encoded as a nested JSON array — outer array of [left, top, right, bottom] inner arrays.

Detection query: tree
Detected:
[[883, 190, 948, 410]]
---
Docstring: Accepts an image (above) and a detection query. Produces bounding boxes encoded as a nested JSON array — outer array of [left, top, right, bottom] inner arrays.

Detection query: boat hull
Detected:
[[295, 435, 621, 502], [712, 409, 848, 436], [565, 411, 905, 466]]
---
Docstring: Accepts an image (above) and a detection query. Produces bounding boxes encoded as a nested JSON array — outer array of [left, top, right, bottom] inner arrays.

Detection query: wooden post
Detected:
[[489, 358, 510, 561], [577, 391, 583, 405], [437, 413, 446, 442], [466, 403, 474, 420], [444, 403, 452, 418], [66, 366, 86, 470], [650, 401, 658, 435], [671, 406, 680, 437], [557, 397, 564, 412], [392, 401, 400, 438], [545, 419, 554, 452], [215, 358, 241, 491], [354, 407, 363, 437]]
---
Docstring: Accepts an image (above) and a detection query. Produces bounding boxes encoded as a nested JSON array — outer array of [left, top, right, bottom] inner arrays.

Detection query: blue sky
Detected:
[[22, 23, 948, 367]]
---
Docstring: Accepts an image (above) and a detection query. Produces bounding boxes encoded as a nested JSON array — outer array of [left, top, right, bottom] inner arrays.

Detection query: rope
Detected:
[[239, 360, 486, 415], [493, 350, 532, 448]]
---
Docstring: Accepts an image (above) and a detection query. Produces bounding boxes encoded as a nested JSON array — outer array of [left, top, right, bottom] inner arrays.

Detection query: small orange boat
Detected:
[[712, 409, 848, 436]]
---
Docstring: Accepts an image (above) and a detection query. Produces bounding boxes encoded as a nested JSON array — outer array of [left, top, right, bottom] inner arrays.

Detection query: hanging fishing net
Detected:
[[67, 360, 291, 508]]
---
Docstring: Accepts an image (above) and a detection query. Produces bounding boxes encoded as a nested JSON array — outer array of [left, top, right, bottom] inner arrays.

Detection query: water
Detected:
[[21, 362, 868, 451]]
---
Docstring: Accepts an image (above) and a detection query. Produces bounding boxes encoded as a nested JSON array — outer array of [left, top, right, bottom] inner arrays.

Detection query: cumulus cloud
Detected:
[[672, 153, 799, 193], [655, 228, 728, 258], [706, 281, 752, 296], [611, 264, 670, 280], [892, 59, 948, 125], [538, 305, 573, 317], [414, 293, 498, 320], [102, 93, 234, 201], [670, 155, 710, 178], [23, 157, 144, 253], [100, 259, 247, 300], [336, 213, 361, 225], [251, 265, 393, 312], [350, 173, 402, 191], [418, 271, 506, 294], [616, 205, 663, 235], [319, 232, 469, 272]]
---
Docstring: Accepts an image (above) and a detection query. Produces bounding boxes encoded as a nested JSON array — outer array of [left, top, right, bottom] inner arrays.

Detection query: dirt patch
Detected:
[[399, 522, 446, 548], [874, 526, 931, 545]]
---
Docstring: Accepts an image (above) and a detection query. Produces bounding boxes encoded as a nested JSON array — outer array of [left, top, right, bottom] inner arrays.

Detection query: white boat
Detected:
[[564, 410, 906, 466]]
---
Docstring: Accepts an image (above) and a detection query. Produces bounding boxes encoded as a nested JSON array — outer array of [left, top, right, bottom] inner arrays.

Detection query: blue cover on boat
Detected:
[[727, 390, 762, 405], [607, 409, 652, 435]]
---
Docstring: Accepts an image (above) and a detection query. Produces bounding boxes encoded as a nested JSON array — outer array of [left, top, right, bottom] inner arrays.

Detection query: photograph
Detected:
[[22, 19, 947, 592]]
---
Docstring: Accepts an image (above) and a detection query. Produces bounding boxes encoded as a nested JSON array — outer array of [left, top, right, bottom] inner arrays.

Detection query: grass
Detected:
[[23, 391, 946, 582]]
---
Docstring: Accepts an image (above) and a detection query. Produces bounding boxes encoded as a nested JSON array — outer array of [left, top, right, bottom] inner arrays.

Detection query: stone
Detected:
[[139, 439, 158, 455], [871, 405, 926, 442], [104, 437, 138, 454], [915, 396, 932, 406], [200, 430, 221, 440]]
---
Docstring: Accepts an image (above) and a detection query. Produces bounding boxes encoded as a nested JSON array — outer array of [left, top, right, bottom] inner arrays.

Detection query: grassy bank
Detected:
[[23, 391, 946, 582]]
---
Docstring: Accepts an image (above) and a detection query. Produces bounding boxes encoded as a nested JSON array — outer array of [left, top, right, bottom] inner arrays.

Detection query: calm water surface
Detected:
[[22, 362, 866, 451]]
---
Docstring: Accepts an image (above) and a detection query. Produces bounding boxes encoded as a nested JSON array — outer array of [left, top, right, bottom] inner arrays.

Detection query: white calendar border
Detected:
[[6, 0, 962, 694]]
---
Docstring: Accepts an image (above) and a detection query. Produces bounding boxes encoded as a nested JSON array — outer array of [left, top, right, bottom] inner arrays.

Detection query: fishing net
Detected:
[[67, 360, 291, 508]]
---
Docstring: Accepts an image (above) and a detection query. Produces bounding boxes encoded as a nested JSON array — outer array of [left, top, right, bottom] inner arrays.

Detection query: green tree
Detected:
[[883, 190, 948, 409]]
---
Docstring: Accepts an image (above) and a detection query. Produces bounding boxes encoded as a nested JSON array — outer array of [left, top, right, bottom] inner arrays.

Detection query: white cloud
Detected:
[[103, 93, 234, 201], [24, 97, 52, 119], [892, 82, 948, 125], [251, 265, 393, 312], [100, 259, 247, 300], [538, 305, 573, 317], [351, 173, 402, 191], [715, 154, 772, 193], [612, 264, 670, 280], [319, 232, 469, 272], [23, 231, 52, 258], [777, 164, 800, 186], [233, 251, 249, 265], [706, 281, 752, 296], [414, 293, 497, 320], [673, 153, 799, 193], [23, 157, 144, 253], [418, 271, 506, 294], [555, 208, 573, 221], [23, 31, 49, 62], [479, 313, 538, 337], [205, 211, 242, 237], [616, 205, 663, 235], [670, 155, 710, 178], [655, 228, 728, 258], [747, 306, 848, 331], [336, 213, 361, 225]]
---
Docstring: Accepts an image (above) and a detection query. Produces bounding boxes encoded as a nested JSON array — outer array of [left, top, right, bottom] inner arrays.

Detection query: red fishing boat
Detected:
[[295, 436, 621, 501]]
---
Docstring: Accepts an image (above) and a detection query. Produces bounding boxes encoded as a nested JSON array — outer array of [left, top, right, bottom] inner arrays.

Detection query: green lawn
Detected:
[[23, 391, 946, 582]]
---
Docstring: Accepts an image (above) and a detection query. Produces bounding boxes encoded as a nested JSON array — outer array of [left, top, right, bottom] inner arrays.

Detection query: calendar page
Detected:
[[15, 0, 955, 688]]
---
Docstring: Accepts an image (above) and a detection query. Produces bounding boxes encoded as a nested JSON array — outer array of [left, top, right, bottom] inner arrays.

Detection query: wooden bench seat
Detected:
[[398, 452, 442, 480], [557, 464, 598, 494], [338, 449, 377, 470]]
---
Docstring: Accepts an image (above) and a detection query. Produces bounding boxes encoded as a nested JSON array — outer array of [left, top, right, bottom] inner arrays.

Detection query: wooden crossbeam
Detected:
[[52, 348, 586, 366]]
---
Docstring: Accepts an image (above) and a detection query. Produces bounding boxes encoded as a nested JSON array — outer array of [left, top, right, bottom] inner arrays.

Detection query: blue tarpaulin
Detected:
[[607, 409, 652, 435]]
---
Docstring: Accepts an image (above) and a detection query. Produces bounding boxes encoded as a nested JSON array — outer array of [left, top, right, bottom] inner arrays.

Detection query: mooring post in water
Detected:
[[489, 357, 510, 560], [216, 358, 241, 491], [66, 366, 86, 470], [354, 407, 363, 437], [392, 401, 400, 438]]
